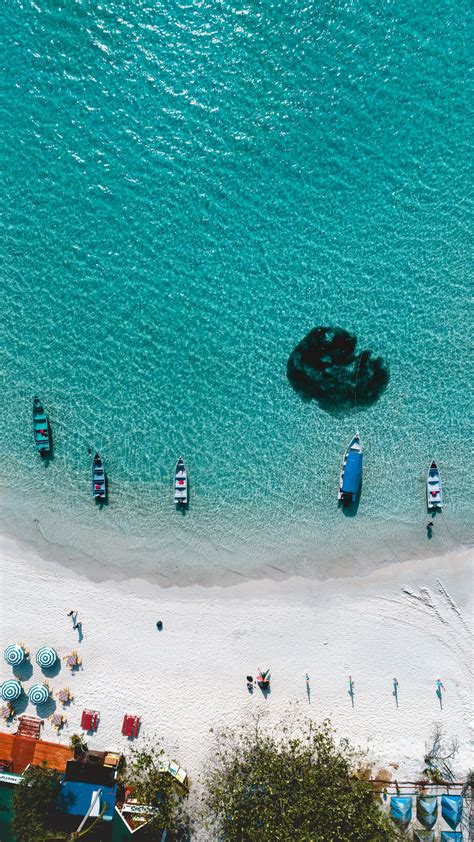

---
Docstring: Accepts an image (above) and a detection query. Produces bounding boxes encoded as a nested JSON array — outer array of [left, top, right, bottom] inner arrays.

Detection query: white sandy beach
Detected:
[[0, 533, 472, 783]]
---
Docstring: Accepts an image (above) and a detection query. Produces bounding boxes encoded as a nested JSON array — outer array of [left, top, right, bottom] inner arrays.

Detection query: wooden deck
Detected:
[[0, 731, 73, 774]]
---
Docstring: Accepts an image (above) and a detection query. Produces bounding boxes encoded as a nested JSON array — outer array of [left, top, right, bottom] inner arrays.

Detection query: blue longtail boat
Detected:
[[32, 397, 51, 457], [338, 433, 363, 506], [92, 452, 107, 502]]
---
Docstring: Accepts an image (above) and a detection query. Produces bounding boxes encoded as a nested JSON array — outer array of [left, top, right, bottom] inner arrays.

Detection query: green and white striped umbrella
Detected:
[[4, 644, 26, 667], [1, 680, 22, 701], [36, 647, 58, 669], [28, 683, 50, 705]]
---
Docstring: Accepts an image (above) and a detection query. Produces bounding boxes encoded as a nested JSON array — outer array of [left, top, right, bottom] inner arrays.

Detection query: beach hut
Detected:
[[441, 794, 462, 830], [28, 683, 50, 706], [4, 644, 27, 667], [416, 794, 438, 830], [36, 647, 58, 669], [1, 680, 22, 702]]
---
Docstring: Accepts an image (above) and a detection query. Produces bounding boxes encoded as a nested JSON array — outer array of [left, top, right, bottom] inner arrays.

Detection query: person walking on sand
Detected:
[[67, 610, 78, 629]]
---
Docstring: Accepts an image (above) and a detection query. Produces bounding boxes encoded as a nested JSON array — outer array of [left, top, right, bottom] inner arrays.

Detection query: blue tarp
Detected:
[[417, 794, 438, 829], [341, 450, 362, 495], [390, 796, 412, 826], [440, 833, 463, 841], [57, 780, 117, 821], [441, 794, 462, 830]]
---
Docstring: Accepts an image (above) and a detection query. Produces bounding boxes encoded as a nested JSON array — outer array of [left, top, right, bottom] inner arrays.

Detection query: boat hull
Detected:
[[338, 434, 363, 505], [33, 397, 51, 457], [426, 461, 442, 510], [174, 458, 188, 507], [92, 453, 107, 501]]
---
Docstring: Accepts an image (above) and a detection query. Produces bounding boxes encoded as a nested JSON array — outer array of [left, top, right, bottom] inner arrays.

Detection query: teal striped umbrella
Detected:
[[36, 647, 58, 669], [4, 644, 26, 667], [28, 683, 50, 705], [1, 680, 22, 701]]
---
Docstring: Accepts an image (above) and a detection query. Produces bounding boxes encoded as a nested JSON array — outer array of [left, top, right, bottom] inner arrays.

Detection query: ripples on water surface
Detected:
[[1, 0, 472, 584]]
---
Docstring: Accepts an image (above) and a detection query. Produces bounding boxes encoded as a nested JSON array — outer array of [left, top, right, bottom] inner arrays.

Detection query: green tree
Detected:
[[123, 742, 189, 839], [12, 763, 61, 842], [201, 716, 404, 841]]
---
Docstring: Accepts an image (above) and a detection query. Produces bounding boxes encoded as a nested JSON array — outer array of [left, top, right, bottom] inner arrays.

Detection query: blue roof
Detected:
[[342, 450, 362, 495], [57, 780, 117, 821]]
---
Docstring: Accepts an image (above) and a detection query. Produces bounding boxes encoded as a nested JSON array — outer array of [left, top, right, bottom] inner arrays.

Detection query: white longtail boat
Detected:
[[427, 460, 442, 509], [174, 457, 188, 506]]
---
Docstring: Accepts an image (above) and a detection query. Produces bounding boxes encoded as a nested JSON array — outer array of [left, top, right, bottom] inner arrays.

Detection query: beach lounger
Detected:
[[16, 716, 43, 739], [81, 709, 100, 731], [122, 714, 141, 738]]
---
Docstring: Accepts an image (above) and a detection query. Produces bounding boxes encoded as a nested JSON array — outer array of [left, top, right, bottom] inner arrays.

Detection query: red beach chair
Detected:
[[122, 714, 141, 738], [81, 709, 100, 731]]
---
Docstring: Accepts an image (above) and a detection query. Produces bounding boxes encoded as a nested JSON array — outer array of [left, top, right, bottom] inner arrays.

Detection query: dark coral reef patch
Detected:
[[287, 326, 389, 412]]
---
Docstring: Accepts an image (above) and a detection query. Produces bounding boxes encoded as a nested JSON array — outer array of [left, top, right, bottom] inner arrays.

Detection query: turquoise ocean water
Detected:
[[1, 0, 472, 585]]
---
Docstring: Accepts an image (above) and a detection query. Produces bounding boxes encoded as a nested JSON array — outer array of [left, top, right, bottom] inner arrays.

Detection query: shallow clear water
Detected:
[[1, 0, 472, 584]]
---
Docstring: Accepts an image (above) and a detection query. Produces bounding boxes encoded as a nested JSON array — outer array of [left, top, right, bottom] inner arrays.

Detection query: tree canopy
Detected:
[[12, 763, 61, 842], [123, 743, 189, 839], [201, 717, 403, 841]]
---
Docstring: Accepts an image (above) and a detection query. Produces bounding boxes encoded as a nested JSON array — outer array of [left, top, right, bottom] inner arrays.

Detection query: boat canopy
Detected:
[[341, 450, 362, 494]]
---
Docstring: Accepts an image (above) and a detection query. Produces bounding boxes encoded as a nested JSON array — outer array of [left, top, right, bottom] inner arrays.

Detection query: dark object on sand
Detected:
[[156, 621, 163, 631]]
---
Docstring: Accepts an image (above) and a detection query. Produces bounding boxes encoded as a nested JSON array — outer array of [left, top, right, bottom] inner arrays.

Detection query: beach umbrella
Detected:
[[28, 683, 50, 705], [36, 646, 58, 669], [1, 680, 22, 702], [4, 644, 26, 667]]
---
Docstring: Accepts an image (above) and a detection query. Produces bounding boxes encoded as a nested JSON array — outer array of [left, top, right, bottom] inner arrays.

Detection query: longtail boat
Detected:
[[33, 397, 51, 457], [92, 452, 107, 502], [427, 460, 442, 510], [338, 432, 363, 507], [174, 457, 188, 507]]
